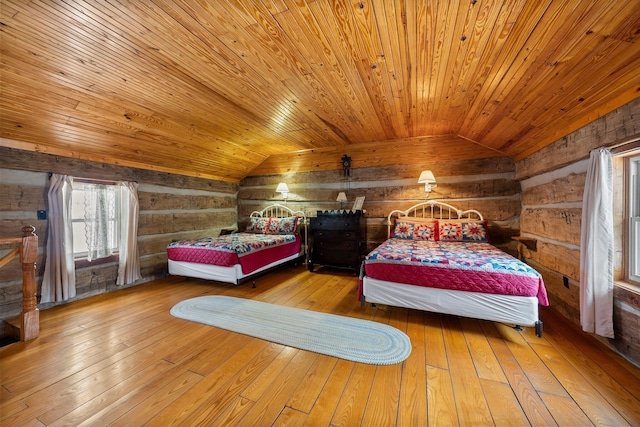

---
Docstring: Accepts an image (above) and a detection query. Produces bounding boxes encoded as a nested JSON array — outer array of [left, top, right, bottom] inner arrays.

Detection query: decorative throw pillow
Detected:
[[245, 217, 270, 234], [439, 220, 489, 242], [393, 220, 414, 239], [413, 222, 438, 240], [393, 218, 438, 240], [266, 216, 298, 234]]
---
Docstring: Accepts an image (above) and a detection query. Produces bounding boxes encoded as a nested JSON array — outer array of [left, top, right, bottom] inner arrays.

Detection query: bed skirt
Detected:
[[168, 252, 301, 285], [362, 276, 539, 327]]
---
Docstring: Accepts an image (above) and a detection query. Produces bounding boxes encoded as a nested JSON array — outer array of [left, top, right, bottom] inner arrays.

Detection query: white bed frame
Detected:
[[168, 203, 307, 287], [361, 200, 543, 337]]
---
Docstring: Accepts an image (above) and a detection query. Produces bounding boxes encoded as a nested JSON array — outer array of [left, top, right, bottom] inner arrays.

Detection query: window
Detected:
[[42, 174, 140, 302], [628, 155, 640, 283], [71, 181, 120, 261]]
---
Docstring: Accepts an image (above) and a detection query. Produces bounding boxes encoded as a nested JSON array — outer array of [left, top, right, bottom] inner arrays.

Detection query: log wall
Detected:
[[0, 147, 237, 325], [240, 156, 521, 255], [516, 97, 640, 367]]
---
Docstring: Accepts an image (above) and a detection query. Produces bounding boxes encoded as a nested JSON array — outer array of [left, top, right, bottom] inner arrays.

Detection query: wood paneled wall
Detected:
[[240, 155, 521, 254], [516, 97, 640, 367], [0, 147, 237, 324]]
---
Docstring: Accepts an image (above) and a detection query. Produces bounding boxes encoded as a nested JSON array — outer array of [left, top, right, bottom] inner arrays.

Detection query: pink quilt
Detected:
[[167, 232, 301, 274], [364, 239, 548, 305]]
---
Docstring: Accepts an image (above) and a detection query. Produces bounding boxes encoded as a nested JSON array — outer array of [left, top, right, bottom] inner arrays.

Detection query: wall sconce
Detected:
[[276, 182, 289, 203], [418, 170, 437, 196], [336, 191, 348, 209]]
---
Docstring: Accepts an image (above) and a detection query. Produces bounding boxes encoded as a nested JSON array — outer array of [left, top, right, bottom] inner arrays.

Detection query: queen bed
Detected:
[[360, 201, 547, 336], [167, 204, 306, 286]]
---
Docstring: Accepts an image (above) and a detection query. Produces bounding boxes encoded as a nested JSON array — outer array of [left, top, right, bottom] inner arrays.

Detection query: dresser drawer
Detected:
[[310, 217, 360, 231], [313, 249, 360, 266], [313, 237, 358, 251], [312, 230, 358, 241]]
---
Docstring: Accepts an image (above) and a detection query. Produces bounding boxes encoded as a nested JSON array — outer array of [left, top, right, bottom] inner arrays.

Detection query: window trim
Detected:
[[613, 140, 640, 288], [75, 254, 119, 269], [627, 155, 640, 283]]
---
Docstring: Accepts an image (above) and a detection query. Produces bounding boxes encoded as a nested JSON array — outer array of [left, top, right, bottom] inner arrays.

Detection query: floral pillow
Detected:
[[393, 218, 438, 241], [245, 217, 270, 233], [265, 216, 298, 235], [413, 222, 438, 240], [439, 220, 489, 242]]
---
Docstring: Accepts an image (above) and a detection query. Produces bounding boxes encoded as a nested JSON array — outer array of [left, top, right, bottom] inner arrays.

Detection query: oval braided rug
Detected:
[[171, 295, 411, 365]]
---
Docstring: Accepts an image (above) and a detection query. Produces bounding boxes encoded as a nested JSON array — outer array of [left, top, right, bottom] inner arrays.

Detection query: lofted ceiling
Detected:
[[1, 1, 639, 182]]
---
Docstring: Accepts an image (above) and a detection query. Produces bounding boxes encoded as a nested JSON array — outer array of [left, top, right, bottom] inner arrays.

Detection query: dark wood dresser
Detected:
[[308, 210, 365, 273]]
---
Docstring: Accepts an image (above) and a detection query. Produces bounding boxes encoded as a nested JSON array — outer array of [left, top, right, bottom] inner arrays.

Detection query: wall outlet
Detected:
[[563, 276, 570, 289]]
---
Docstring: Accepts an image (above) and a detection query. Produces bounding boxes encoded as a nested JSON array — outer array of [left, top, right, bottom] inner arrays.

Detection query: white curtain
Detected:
[[41, 174, 76, 303], [580, 148, 614, 338], [117, 181, 141, 286], [84, 184, 117, 262]]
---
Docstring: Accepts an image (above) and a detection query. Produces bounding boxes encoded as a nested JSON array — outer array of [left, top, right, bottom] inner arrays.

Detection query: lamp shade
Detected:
[[418, 170, 436, 183], [336, 192, 348, 202], [276, 182, 289, 193]]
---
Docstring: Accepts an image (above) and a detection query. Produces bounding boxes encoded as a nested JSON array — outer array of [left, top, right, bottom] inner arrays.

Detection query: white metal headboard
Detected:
[[250, 203, 306, 221], [387, 200, 484, 236]]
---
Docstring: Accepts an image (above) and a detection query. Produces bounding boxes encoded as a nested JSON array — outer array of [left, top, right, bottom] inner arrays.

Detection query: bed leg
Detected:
[[252, 280, 256, 288], [535, 320, 543, 337], [513, 325, 523, 332], [360, 296, 376, 308]]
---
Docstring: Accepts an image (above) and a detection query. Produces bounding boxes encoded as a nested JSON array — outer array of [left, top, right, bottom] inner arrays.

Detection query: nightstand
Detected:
[[308, 210, 365, 273]]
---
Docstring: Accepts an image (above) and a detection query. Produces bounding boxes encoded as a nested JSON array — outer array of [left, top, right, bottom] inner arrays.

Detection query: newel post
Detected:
[[20, 225, 39, 341]]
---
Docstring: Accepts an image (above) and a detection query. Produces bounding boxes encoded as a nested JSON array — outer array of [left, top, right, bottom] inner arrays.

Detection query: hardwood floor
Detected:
[[2, 265, 640, 426]]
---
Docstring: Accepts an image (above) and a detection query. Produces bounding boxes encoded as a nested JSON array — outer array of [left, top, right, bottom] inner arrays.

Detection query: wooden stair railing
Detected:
[[0, 226, 39, 341]]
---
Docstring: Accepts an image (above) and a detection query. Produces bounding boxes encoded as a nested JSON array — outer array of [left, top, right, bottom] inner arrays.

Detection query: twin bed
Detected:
[[167, 204, 306, 286], [167, 201, 547, 336]]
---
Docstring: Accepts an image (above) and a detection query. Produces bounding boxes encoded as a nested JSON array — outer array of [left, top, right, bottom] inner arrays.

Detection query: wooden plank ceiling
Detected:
[[1, 1, 639, 182]]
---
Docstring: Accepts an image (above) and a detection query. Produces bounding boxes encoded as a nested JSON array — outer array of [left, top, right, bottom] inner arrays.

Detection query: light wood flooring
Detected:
[[2, 265, 640, 426]]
